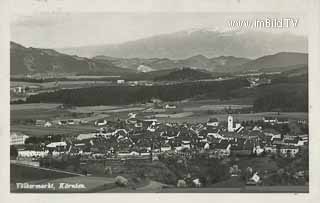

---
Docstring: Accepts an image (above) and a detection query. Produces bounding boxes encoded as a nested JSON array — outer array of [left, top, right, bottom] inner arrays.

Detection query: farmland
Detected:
[[11, 124, 97, 137]]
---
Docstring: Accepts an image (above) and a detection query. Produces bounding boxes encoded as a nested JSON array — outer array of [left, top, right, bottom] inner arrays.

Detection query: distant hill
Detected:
[[59, 29, 307, 59], [10, 42, 135, 76], [93, 54, 251, 72], [232, 52, 308, 73]]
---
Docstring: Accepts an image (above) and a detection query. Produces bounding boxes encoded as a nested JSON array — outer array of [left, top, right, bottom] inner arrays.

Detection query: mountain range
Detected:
[[58, 29, 307, 59], [10, 40, 308, 76], [10, 42, 134, 76], [93, 55, 251, 72]]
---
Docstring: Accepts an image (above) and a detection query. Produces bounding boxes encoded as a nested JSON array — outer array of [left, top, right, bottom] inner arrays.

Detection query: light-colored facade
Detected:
[[10, 132, 29, 145]]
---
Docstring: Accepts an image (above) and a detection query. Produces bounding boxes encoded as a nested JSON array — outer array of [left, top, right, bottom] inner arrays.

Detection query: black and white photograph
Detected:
[[1, 0, 319, 198]]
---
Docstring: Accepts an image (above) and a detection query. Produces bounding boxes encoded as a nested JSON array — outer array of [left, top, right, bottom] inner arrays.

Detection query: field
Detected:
[[11, 124, 97, 137], [68, 105, 121, 113], [11, 163, 74, 182], [11, 80, 114, 89], [155, 112, 308, 123], [11, 103, 62, 110], [10, 101, 308, 137]]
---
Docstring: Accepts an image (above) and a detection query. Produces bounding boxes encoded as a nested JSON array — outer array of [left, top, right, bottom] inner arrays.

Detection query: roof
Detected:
[[208, 118, 218, 122], [277, 118, 289, 122], [46, 141, 67, 148], [264, 117, 277, 120], [280, 145, 299, 149], [213, 140, 230, 150], [264, 128, 281, 135]]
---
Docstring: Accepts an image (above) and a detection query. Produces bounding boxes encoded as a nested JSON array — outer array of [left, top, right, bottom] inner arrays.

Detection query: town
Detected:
[[10, 109, 309, 191]]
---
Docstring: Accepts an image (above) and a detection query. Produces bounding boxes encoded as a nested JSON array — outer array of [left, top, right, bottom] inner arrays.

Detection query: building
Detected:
[[246, 172, 261, 185], [209, 140, 231, 158], [165, 104, 177, 109], [10, 132, 29, 145], [279, 146, 299, 157], [227, 115, 242, 132], [207, 118, 219, 127], [276, 118, 289, 124], [230, 139, 254, 156], [263, 117, 277, 123], [264, 128, 281, 139], [44, 121, 52, 127], [95, 119, 107, 126], [117, 79, 125, 84], [35, 119, 46, 126], [77, 133, 97, 141], [46, 142, 68, 151], [11, 86, 26, 94]]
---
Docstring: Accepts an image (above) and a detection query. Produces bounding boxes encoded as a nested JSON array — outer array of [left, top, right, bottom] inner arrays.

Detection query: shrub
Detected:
[[115, 176, 129, 187]]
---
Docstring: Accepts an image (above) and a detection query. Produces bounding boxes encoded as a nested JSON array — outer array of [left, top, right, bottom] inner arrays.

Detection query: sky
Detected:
[[10, 0, 308, 48]]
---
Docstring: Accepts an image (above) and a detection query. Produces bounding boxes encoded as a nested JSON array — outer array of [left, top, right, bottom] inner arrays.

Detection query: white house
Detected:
[[77, 133, 96, 141], [95, 119, 107, 126], [165, 104, 177, 109], [263, 117, 277, 123], [279, 146, 299, 157], [44, 121, 52, 127], [247, 172, 261, 185], [117, 79, 125, 84], [10, 132, 29, 145], [46, 141, 67, 148]]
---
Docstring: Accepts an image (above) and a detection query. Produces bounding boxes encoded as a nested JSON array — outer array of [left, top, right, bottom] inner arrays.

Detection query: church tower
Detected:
[[228, 115, 234, 132]]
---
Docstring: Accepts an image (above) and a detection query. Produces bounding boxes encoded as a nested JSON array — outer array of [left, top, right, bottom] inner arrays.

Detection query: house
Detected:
[[246, 172, 261, 185], [67, 119, 75, 125], [44, 121, 52, 127], [276, 118, 289, 124], [58, 120, 68, 125], [209, 140, 231, 158], [263, 117, 277, 123], [95, 119, 107, 126], [283, 138, 305, 147], [10, 132, 29, 145], [46, 141, 67, 150], [11, 86, 26, 94], [206, 118, 219, 127], [181, 140, 191, 149], [77, 133, 96, 141], [297, 119, 307, 125], [252, 126, 262, 132], [128, 112, 137, 118], [253, 145, 264, 155], [207, 129, 224, 139], [134, 122, 143, 128], [230, 139, 254, 156], [117, 79, 125, 84], [264, 128, 281, 139], [279, 146, 299, 157], [192, 178, 202, 187], [165, 104, 177, 109], [35, 120, 46, 126], [263, 144, 277, 154]]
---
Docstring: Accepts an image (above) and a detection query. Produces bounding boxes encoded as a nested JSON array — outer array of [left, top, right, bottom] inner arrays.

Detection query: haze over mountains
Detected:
[[58, 29, 307, 59]]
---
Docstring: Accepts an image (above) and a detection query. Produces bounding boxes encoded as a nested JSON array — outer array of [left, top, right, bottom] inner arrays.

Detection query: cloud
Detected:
[[11, 13, 69, 28]]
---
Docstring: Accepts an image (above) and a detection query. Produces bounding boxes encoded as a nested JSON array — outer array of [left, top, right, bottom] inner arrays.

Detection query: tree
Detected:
[[10, 145, 18, 159]]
